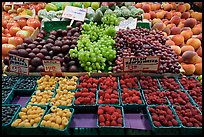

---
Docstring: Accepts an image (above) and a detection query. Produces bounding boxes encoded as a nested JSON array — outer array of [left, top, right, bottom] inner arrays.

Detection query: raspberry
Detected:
[[98, 109, 104, 115], [87, 83, 92, 88], [125, 97, 131, 103], [153, 121, 161, 127], [105, 121, 110, 126], [137, 100, 142, 104], [75, 92, 82, 97], [93, 83, 97, 88], [132, 96, 139, 103], [99, 115, 105, 123], [99, 122, 105, 126], [116, 108, 121, 114], [110, 94, 116, 98], [111, 120, 117, 126], [74, 99, 80, 105], [186, 122, 193, 127], [168, 121, 173, 126], [117, 117, 123, 124], [166, 115, 172, 121], [104, 93, 111, 99], [104, 114, 111, 121], [104, 99, 111, 104], [120, 80, 125, 85], [172, 119, 178, 126], [152, 115, 159, 121], [117, 124, 122, 126], [111, 115, 117, 121], [76, 85, 82, 89], [110, 99, 117, 104]]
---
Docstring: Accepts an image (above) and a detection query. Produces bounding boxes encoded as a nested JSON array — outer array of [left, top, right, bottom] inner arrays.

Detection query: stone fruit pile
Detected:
[[57, 76, 78, 91], [40, 107, 72, 130], [98, 105, 123, 127]]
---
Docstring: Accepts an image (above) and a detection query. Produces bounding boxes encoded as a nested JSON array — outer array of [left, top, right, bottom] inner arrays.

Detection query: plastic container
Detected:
[[40, 106, 74, 135], [2, 89, 14, 104], [121, 89, 146, 111], [185, 89, 202, 108], [146, 105, 182, 135], [157, 77, 181, 91], [2, 76, 21, 90], [77, 76, 99, 90], [97, 105, 125, 135], [10, 104, 48, 135], [138, 76, 161, 91], [118, 76, 140, 90], [175, 76, 200, 91], [172, 105, 202, 135]]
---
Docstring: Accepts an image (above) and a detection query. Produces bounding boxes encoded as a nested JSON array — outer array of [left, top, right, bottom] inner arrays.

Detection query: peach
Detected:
[[180, 30, 193, 41], [163, 3, 173, 11], [166, 39, 175, 46], [149, 11, 156, 20], [152, 18, 162, 26], [171, 34, 184, 46], [164, 12, 173, 20], [182, 51, 199, 64], [171, 46, 181, 55], [178, 56, 183, 63], [181, 45, 195, 54], [155, 3, 161, 10], [171, 27, 181, 35], [163, 27, 171, 36], [181, 12, 190, 19], [173, 12, 182, 17], [150, 3, 157, 11], [164, 20, 171, 26], [184, 3, 191, 11], [166, 23, 176, 29], [143, 13, 151, 20], [181, 63, 195, 75], [135, 3, 143, 8], [194, 63, 202, 75], [152, 23, 165, 31], [170, 16, 181, 26], [196, 47, 202, 57], [177, 22, 184, 28], [186, 38, 201, 50], [162, 32, 167, 37], [192, 26, 202, 35], [195, 56, 202, 64], [181, 27, 191, 31], [177, 4, 186, 13], [142, 4, 151, 13], [196, 33, 202, 41], [171, 3, 177, 10], [191, 12, 202, 21], [156, 11, 165, 19], [184, 18, 197, 28]]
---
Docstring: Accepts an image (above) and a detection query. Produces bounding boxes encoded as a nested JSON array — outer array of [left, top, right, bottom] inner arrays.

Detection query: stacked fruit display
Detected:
[[2, 105, 20, 125], [98, 105, 124, 127], [77, 75, 99, 89], [14, 77, 38, 90], [121, 89, 143, 105], [119, 73, 139, 89], [158, 76, 181, 90], [57, 76, 78, 91], [2, 76, 19, 89], [2, 89, 13, 103], [74, 88, 96, 105]]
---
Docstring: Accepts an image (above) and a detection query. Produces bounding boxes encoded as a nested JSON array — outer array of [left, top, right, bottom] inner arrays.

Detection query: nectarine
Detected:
[[186, 38, 201, 50]]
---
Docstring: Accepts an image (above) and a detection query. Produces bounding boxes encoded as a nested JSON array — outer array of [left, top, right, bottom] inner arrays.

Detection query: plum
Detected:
[[68, 65, 79, 72], [18, 49, 28, 58], [61, 45, 69, 53], [40, 48, 49, 56], [9, 49, 18, 55], [23, 37, 33, 44], [50, 30, 57, 35], [32, 48, 40, 54], [52, 46, 61, 54], [27, 44, 36, 49], [28, 52, 36, 59], [36, 65, 45, 72], [31, 57, 42, 67], [46, 38, 54, 44], [36, 53, 45, 60]]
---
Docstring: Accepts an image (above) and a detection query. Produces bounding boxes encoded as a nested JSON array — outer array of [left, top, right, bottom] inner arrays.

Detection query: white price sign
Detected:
[[115, 18, 137, 31], [42, 60, 62, 72], [9, 54, 29, 75], [5, 2, 23, 5], [62, 6, 86, 21], [123, 56, 160, 72]]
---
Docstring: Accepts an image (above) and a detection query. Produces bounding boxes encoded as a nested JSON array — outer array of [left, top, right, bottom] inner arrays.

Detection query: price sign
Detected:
[[9, 54, 29, 75], [42, 60, 62, 72], [62, 6, 86, 21], [123, 56, 160, 72], [115, 18, 137, 31], [5, 2, 23, 5]]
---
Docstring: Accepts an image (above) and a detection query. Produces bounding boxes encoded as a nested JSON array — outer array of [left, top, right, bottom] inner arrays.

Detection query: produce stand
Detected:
[[2, 2, 202, 135]]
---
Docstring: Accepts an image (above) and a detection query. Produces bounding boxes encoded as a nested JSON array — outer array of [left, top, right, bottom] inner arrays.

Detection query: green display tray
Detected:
[[146, 105, 182, 135], [2, 89, 14, 104], [39, 106, 74, 135]]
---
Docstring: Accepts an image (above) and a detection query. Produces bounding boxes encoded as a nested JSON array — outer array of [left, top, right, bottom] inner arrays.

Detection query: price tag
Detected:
[[115, 18, 137, 31], [62, 6, 86, 21], [5, 2, 23, 5], [42, 60, 62, 72], [9, 54, 29, 75], [123, 56, 160, 72]]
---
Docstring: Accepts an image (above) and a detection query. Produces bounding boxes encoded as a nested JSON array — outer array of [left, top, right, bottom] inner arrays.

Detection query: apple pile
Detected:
[[148, 105, 179, 127], [144, 90, 168, 105], [139, 76, 160, 90], [188, 89, 202, 107], [121, 88, 143, 105], [166, 90, 192, 105], [98, 105, 123, 127], [179, 77, 202, 90], [74, 88, 96, 105], [120, 74, 139, 89], [98, 89, 119, 105], [99, 75, 118, 90], [76, 74, 98, 89], [158, 76, 181, 90], [174, 105, 202, 127]]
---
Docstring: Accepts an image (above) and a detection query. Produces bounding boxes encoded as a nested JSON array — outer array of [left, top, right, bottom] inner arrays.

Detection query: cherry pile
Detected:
[[113, 27, 181, 73]]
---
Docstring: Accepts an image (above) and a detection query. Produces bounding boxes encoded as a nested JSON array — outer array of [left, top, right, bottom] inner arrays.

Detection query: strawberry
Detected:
[[137, 100, 142, 104], [82, 83, 87, 88], [186, 122, 193, 127], [113, 82, 118, 90], [99, 115, 105, 122], [98, 90, 104, 96], [117, 117, 123, 124], [104, 99, 111, 104], [106, 89, 112, 94], [104, 93, 111, 99], [125, 97, 131, 103], [132, 96, 139, 103], [152, 115, 159, 121], [113, 90, 118, 95], [75, 92, 82, 97], [98, 99, 103, 104], [166, 115, 172, 121], [110, 94, 116, 98], [120, 80, 125, 85], [110, 99, 117, 104]]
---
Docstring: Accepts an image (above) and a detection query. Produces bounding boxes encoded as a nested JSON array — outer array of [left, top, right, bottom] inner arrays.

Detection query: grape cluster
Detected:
[[113, 27, 181, 73], [101, 13, 120, 26], [69, 22, 117, 72]]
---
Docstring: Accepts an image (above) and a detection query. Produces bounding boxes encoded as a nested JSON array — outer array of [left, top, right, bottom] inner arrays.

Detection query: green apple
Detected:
[[83, 2, 91, 8], [91, 2, 100, 10], [198, 75, 202, 80], [45, 3, 58, 12], [73, 2, 82, 8]]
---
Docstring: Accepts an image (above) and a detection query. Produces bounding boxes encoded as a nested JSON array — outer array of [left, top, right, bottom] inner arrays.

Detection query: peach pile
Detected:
[[174, 105, 202, 127], [158, 76, 181, 90], [144, 90, 168, 105], [77, 75, 98, 89], [74, 88, 96, 105], [121, 88, 143, 105], [139, 76, 159, 90], [120, 74, 139, 89], [98, 105, 123, 127], [148, 105, 179, 127], [165, 90, 192, 105]]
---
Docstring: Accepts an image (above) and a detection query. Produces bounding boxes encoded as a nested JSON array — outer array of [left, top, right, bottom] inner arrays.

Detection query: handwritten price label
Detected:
[[62, 6, 86, 21], [5, 2, 23, 5], [123, 56, 160, 72], [43, 60, 62, 72]]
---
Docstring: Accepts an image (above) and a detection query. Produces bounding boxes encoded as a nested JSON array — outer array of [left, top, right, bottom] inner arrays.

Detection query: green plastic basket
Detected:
[[146, 105, 182, 135], [138, 76, 161, 90], [2, 89, 14, 104], [172, 105, 202, 135], [176, 76, 200, 91], [157, 77, 181, 91], [2, 76, 21, 90], [73, 128, 99, 135], [118, 76, 140, 90], [39, 106, 74, 135]]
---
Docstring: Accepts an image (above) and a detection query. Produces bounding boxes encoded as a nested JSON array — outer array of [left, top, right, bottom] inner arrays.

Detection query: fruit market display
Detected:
[[11, 105, 46, 128], [1, 2, 203, 135], [40, 106, 73, 130], [50, 89, 75, 106], [27, 90, 54, 105], [98, 105, 123, 127], [147, 105, 179, 127]]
